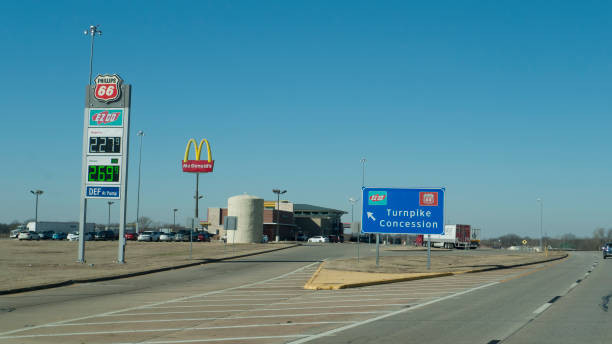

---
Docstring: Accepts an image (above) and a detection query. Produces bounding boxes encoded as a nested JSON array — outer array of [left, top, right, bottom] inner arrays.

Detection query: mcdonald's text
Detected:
[[182, 160, 214, 173]]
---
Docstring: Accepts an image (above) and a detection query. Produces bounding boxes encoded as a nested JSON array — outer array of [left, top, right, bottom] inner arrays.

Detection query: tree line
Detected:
[[481, 228, 612, 251]]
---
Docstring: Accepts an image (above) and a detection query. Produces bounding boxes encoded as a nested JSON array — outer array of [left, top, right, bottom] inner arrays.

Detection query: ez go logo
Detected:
[[368, 191, 387, 205]]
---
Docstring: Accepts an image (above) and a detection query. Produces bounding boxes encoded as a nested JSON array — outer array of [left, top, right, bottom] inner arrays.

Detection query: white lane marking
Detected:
[[175, 297, 291, 302], [0, 321, 355, 339], [112, 334, 309, 344], [533, 303, 552, 314], [111, 304, 408, 316], [0, 261, 321, 337], [47, 311, 388, 327], [286, 281, 499, 344]]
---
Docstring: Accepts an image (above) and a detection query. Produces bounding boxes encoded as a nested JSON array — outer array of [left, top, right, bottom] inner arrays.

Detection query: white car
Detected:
[[18, 232, 39, 240], [159, 233, 174, 242], [67, 232, 93, 241], [137, 231, 154, 241], [307, 236, 329, 243]]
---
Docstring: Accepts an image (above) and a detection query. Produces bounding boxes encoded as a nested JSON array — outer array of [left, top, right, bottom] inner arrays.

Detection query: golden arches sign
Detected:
[[181, 138, 214, 173]]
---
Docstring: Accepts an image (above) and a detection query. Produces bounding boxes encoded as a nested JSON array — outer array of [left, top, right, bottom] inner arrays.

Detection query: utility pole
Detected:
[[107, 201, 114, 230]]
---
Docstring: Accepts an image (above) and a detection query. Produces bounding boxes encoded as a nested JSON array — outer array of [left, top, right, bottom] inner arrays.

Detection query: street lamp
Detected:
[[537, 198, 543, 252], [83, 25, 102, 85], [30, 190, 43, 230], [135, 130, 144, 233], [272, 189, 287, 242], [173, 208, 178, 230], [360, 158, 366, 188], [107, 201, 114, 230]]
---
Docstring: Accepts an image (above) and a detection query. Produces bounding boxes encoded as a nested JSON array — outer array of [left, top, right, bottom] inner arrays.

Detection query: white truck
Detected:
[[422, 224, 471, 249], [26, 221, 94, 233]]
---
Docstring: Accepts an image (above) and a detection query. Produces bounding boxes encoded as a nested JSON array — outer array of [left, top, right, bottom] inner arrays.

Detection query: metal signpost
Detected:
[[362, 187, 445, 268], [79, 74, 131, 263]]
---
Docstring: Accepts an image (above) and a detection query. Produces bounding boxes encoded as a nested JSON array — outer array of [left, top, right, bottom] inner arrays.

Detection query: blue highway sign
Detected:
[[361, 187, 445, 234]]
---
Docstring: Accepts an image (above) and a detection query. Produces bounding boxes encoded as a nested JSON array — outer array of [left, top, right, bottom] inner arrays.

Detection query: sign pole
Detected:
[[376, 233, 380, 267], [427, 234, 431, 270]]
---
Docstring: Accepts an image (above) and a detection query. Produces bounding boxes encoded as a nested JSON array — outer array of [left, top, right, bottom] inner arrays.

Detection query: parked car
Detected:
[[52, 232, 67, 240], [95, 230, 115, 241], [307, 236, 329, 243], [327, 235, 340, 243], [18, 232, 40, 240], [124, 232, 138, 240], [296, 233, 307, 241], [151, 232, 162, 242], [197, 232, 211, 242], [603, 243, 612, 259], [159, 233, 174, 242], [67, 232, 93, 241], [262, 234, 269, 243], [40, 231, 55, 240], [137, 231, 154, 242]]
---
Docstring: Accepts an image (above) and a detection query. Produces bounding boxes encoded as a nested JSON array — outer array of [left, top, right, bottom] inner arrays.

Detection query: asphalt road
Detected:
[[0, 245, 606, 344]]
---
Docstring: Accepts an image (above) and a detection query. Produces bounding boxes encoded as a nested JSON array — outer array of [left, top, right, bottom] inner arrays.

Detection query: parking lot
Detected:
[[0, 258, 560, 344]]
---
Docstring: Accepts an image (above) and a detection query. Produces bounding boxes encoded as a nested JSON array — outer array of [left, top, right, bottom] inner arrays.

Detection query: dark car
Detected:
[[603, 243, 612, 259], [95, 230, 116, 241], [296, 233, 307, 241], [40, 231, 55, 240], [197, 232, 211, 242], [327, 235, 340, 243]]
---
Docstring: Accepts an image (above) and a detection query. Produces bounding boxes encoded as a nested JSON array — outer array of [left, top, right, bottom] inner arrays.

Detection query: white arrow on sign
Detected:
[[367, 212, 376, 221]]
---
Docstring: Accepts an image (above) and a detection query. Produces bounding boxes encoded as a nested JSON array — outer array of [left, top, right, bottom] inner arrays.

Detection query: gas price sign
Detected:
[[87, 128, 122, 154], [86, 156, 121, 185]]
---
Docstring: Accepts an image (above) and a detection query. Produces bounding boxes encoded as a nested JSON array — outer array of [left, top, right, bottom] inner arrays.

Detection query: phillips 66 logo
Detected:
[[94, 74, 122, 102]]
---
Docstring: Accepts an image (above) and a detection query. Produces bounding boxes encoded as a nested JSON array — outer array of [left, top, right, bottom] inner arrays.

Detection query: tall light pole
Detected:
[[135, 130, 144, 233], [107, 201, 114, 230], [272, 189, 287, 242], [360, 158, 366, 189], [30, 190, 43, 230], [173, 208, 178, 230], [83, 25, 102, 85], [349, 197, 359, 263], [537, 198, 543, 252]]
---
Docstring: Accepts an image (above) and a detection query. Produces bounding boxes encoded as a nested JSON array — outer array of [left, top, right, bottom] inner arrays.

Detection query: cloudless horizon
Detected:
[[1, 1, 611, 239]]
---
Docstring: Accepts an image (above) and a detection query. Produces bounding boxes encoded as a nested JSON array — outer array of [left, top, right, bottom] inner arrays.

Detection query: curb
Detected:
[[304, 253, 569, 290], [0, 244, 299, 296]]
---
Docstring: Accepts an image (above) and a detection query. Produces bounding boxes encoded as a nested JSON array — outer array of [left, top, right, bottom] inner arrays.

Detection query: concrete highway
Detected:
[[0, 245, 607, 344]]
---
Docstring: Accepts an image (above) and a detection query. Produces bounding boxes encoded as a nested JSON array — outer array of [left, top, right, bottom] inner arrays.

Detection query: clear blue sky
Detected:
[[1, 1, 610, 238]]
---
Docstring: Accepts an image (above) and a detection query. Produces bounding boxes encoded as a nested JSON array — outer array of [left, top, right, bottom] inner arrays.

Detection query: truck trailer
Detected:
[[421, 224, 471, 249], [26, 221, 95, 233], [470, 228, 481, 248]]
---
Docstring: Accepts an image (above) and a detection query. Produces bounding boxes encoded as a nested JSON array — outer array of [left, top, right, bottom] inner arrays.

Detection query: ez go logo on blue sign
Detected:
[[368, 191, 387, 205]]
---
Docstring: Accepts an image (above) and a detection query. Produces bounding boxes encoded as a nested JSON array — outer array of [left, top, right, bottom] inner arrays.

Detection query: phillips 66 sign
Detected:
[[94, 74, 122, 102]]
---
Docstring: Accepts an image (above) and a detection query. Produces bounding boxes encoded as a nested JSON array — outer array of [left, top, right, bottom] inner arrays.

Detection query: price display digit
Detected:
[[89, 136, 121, 153], [87, 165, 120, 182]]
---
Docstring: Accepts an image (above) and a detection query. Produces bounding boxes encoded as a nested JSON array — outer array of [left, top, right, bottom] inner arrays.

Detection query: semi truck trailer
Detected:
[[420, 224, 471, 249]]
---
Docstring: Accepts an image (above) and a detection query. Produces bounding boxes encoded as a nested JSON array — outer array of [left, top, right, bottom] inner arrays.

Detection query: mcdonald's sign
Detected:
[[182, 138, 214, 173]]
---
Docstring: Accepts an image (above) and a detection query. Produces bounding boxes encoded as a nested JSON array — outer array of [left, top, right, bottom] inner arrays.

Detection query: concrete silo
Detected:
[[227, 194, 263, 244]]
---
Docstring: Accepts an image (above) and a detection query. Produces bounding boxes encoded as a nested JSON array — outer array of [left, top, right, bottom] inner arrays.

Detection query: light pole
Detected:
[[360, 158, 366, 189], [135, 130, 144, 233], [83, 25, 102, 85], [537, 198, 543, 252], [272, 189, 287, 242], [107, 201, 114, 230], [173, 208, 178, 230], [30, 190, 43, 229], [349, 197, 360, 263]]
